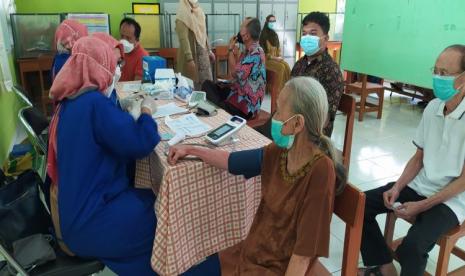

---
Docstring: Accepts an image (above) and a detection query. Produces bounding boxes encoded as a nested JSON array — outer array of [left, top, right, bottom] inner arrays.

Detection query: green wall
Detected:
[[341, 0, 465, 88], [15, 0, 159, 37]]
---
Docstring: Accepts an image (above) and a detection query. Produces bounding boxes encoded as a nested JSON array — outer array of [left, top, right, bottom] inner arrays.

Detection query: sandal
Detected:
[[360, 266, 383, 276]]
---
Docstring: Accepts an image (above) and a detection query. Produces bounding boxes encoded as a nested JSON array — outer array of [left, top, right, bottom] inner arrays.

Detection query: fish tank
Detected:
[[10, 13, 63, 59]]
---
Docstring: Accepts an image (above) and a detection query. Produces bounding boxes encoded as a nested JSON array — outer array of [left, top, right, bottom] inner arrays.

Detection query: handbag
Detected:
[[0, 170, 52, 250]]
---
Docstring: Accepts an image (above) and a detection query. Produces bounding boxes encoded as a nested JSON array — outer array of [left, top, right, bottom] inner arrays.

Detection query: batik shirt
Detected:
[[227, 42, 266, 117], [291, 50, 344, 136]]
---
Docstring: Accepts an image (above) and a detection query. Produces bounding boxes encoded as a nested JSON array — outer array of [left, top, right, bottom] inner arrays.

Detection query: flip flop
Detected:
[[361, 266, 383, 276]]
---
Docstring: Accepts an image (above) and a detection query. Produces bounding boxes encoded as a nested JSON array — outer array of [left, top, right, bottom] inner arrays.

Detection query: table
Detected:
[[17, 56, 54, 115], [116, 82, 271, 275]]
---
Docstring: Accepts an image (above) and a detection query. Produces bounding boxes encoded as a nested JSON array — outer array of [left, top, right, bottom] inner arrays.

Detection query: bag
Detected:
[[0, 170, 52, 250], [2, 144, 37, 177], [9, 234, 56, 273]]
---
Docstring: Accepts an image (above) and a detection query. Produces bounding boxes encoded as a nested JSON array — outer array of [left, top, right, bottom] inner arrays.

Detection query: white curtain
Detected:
[[0, 0, 15, 92]]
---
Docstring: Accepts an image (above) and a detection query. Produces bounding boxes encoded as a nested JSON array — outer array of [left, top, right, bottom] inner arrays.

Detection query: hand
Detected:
[[186, 60, 197, 80], [383, 186, 400, 209], [394, 201, 426, 221], [128, 99, 142, 120], [209, 51, 216, 63], [229, 35, 237, 50], [168, 145, 191, 165], [141, 96, 157, 115]]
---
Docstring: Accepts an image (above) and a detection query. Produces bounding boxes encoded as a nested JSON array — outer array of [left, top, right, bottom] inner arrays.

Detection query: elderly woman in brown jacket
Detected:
[[176, 0, 215, 89]]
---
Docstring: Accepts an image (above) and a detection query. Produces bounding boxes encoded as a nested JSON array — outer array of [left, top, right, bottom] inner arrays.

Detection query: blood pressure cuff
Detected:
[[228, 148, 263, 179]]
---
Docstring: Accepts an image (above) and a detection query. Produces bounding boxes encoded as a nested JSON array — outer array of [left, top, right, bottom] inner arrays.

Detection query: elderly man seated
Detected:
[[358, 44, 465, 276], [201, 17, 266, 120]]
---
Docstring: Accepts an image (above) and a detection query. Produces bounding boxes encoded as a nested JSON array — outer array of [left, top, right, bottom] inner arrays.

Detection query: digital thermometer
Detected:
[[205, 116, 246, 145]]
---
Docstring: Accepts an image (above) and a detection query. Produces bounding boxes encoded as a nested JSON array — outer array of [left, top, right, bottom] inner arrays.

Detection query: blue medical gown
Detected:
[[52, 53, 70, 80], [56, 90, 160, 275]]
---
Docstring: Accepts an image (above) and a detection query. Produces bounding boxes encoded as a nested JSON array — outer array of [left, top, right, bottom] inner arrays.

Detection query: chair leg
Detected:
[[377, 90, 384, 119], [359, 93, 366, 122], [435, 237, 455, 276]]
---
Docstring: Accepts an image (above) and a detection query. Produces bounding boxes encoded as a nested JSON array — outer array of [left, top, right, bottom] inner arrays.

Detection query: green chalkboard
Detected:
[[341, 0, 465, 88]]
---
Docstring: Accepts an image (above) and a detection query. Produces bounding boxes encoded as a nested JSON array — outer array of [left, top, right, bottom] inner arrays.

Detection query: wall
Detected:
[[15, 0, 159, 37], [298, 0, 337, 13]]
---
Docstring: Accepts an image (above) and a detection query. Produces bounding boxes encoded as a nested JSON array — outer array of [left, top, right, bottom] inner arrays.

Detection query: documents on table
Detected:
[[165, 114, 212, 136], [152, 103, 189, 118], [122, 83, 141, 92]]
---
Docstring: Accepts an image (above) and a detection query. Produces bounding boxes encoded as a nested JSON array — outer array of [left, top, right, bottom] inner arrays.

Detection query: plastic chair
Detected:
[[306, 183, 366, 276]]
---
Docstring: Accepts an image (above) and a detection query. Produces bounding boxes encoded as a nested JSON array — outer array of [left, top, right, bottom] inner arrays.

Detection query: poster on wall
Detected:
[[132, 3, 160, 14], [67, 13, 110, 34]]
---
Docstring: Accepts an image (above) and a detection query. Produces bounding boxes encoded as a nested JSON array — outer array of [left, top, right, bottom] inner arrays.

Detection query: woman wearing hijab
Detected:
[[259, 15, 291, 93], [47, 36, 160, 276], [92, 32, 124, 105], [52, 19, 88, 80], [176, 0, 215, 89], [169, 77, 346, 275]]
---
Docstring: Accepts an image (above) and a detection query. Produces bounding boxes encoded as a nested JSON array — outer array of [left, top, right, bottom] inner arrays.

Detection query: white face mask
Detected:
[[56, 42, 70, 54], [120, 39, 135, 54], [114, 65, 122, 83], [105, 74, 117, 98]]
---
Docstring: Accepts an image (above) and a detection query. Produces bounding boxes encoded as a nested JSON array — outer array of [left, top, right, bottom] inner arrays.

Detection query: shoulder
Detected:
[[309, 155, 336, 189], [136, 45, 149, 57], [263, 143, 284, 162], [424, 98, 441, 116]]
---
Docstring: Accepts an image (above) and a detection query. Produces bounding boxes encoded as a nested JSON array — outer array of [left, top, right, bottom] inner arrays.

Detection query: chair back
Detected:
[[306, 183, 365, 276], [334, 184, 365, 276], [158, 48, 178, 69], [337, 94, 356, 171], [215, 45, 230, 79]]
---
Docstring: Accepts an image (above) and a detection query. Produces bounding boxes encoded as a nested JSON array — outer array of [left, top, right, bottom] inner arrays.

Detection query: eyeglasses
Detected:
[[431, 67, 463, 76]]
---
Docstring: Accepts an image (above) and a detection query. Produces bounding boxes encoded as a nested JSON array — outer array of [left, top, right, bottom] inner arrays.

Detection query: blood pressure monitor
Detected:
[[205, 116, 246, 145]]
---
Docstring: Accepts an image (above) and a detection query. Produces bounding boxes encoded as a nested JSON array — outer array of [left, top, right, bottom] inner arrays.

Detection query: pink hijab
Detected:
[[92, 32, 125, 61], [54, 19, 88, 50], [47, 36, 116, 186]]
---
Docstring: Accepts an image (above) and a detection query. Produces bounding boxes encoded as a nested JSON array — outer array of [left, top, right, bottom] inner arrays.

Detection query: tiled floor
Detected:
[[96, 93, 464, 275]]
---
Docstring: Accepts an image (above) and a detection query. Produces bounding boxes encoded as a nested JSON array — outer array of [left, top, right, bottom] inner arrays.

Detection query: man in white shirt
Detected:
[[358, 45, 465, 276]]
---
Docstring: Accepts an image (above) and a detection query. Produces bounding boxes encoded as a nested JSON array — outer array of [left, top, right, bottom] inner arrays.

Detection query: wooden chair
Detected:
[[246, 69, 281, 128], [246, 110, 271, 128], [37, 55, 53, 116], [336, 94, 356, 172], [384, 213, 465, 276], [307, 183, 366, 276], [158, 48, 178, 70], [215, 45, 230, 80], [345, 72, 385, 122]]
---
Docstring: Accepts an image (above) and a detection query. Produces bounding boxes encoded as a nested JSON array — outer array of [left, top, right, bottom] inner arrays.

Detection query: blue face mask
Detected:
[[268, 22, 276, 30], [433, 75, 461, 101], [271, 116, 296, 149], [300, 35, 320, 56]]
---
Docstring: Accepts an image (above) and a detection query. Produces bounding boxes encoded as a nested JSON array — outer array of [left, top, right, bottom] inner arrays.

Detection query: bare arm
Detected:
[[168, 145, 230, 170], [393, 148, 424, 191], [285, 254, 313, 276], [423, 164, 465, 210]]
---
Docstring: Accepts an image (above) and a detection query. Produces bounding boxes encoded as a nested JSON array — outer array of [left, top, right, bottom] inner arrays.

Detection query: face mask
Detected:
[[120, 39, 135, 54], [114, 65, 122, 83], [432, 74, 463, 102], [271, 116, 296, 149], [300, 35, 320, 56], [56, 42, 70, 54], [105, 74, 117, 98], [268, 22, 276, 30], [236, 32, 244, 44], [188, 0, 198, 4]]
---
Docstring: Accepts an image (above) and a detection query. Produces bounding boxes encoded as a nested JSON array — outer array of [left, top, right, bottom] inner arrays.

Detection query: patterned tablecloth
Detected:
[[116, 82, 271, 275]]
